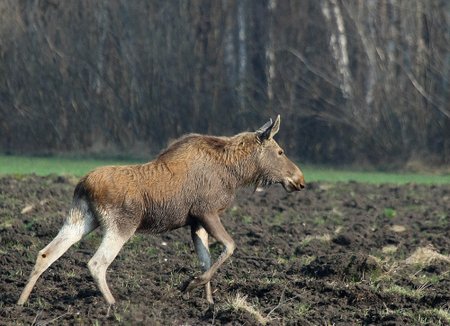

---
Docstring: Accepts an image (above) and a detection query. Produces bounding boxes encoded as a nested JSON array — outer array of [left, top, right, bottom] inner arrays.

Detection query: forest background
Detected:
[[0, 0, 449, 167]]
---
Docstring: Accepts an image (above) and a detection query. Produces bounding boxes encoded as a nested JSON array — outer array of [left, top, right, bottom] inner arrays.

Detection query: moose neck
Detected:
[[222, 147, 262, 190]]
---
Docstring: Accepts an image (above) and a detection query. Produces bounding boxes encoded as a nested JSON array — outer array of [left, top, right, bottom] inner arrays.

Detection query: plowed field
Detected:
[[1, 175, 450, 325]]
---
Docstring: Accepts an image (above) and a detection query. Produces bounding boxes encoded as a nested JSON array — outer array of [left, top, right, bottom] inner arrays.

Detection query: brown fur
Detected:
[[77, 133, 268, 234], [17, 117, 305, 306]]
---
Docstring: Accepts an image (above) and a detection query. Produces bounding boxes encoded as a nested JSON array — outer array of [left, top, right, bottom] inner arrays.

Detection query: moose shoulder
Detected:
[[17, 115, 305, 306]]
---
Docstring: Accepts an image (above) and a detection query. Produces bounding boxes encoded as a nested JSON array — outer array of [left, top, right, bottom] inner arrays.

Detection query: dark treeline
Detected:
[[0, 0, 449, 166]]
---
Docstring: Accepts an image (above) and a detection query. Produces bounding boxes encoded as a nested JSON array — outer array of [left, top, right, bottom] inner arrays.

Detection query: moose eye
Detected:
[[278, 149, 284, 156]]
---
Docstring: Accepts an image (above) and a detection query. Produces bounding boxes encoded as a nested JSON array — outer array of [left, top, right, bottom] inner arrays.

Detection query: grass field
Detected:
[[304, 165, 450, 184], [0, 155, 143, 177], [0, 155, 449, 184]]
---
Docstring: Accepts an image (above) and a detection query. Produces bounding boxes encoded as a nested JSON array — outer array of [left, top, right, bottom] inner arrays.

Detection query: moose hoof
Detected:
[[181, 291, 191, 300], [179, 278, 193, 293], [207, 297, 214, 306], [181, 276, 207, 293]]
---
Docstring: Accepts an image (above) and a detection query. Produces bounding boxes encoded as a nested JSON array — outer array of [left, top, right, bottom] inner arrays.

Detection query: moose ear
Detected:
[[255, 115, 281, 141], [270, 115, 281, 138], [255, 118, 273, 141]]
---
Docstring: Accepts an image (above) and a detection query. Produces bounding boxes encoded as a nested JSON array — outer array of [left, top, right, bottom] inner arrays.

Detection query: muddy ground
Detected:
[[1, 175, 450, 325]]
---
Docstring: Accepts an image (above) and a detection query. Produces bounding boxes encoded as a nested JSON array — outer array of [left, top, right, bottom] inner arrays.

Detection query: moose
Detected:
[[17, 115, 305, 306]]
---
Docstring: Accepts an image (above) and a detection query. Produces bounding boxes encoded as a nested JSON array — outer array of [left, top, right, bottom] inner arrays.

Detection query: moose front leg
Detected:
[[184, 214, 235, 299], [191, 224, 213, 304]]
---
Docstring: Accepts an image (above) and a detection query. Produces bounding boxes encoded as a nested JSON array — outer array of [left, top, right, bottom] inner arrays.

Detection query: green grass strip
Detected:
[[0, 155, 144, 177], [0, 155, 449, 184], [302, 165, 450, 185]]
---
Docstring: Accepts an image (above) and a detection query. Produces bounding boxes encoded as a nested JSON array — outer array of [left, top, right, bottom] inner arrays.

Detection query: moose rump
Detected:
[[17, 115, 305, 306]]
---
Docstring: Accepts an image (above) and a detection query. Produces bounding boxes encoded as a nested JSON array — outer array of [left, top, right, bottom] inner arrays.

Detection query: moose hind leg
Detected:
[[88, 229, 134, 305], [17, 205, 98, 305], [185, 214, 235, 295], [191, 224, 213, 304]]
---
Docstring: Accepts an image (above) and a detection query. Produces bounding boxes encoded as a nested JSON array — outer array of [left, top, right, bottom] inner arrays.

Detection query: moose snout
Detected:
[[282, 170, 305, 192], [295, 173, 306, 189]]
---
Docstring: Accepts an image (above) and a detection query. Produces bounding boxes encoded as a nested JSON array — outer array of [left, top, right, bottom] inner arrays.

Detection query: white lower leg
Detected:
[[18, 229, 82, 305], [17, 209, 97, 305], [88, 232, 131, 305]]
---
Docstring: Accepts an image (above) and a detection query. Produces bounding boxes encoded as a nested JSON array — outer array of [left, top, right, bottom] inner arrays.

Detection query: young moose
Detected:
[[17, 115, 305, 305]]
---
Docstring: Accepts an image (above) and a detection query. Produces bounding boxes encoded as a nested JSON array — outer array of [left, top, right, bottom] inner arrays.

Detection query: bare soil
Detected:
[[1, 175, 450, 325]]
